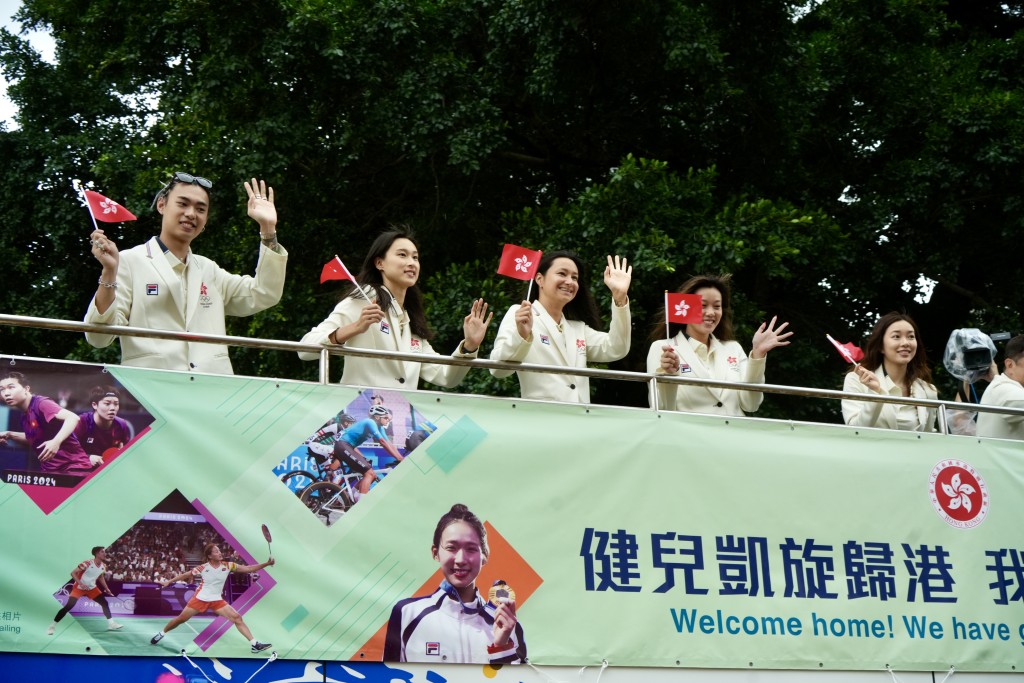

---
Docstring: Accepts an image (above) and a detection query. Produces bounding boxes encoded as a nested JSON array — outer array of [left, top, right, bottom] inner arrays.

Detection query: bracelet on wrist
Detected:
[[260, 232, 277, 241], [98, 278, 117, 289]]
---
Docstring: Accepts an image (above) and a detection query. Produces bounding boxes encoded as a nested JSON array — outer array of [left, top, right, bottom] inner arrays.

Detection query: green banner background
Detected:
[[1, 360, 1022, 672]]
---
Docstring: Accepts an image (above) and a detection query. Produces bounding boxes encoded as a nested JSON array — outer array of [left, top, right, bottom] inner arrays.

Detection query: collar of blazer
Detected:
[[672, 332, 727, 402], [377, 284, 407, 322], [531, 302, 574, 366], [874, 364, 933, 431], [377, 288, 418, 382], [359, 284, 408, 349]]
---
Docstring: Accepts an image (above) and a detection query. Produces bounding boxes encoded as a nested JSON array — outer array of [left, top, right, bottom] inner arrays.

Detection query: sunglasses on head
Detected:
[[171, 172, 213, 189], [151, 172, 214, 209]]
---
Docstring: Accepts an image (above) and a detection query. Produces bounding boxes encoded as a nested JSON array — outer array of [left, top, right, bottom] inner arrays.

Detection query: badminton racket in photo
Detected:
[[261, 523, 273, 555]]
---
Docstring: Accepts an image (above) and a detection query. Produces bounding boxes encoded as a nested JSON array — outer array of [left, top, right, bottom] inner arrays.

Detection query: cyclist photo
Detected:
[[273, 389, 440, 525]]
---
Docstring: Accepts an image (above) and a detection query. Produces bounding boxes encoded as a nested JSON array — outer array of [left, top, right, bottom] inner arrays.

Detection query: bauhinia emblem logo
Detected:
[[929, 459, 989, 529], [515, 255, 532, 273]]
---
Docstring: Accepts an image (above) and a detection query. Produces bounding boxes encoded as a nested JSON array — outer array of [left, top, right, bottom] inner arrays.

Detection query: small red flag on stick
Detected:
[[826, 334, 864, 364], [497, 244, 542, 281], [664, 292, 702, 339], [83, 189, 137, 223], [320, 255, 373, 304], [497, 243, 543, 300]]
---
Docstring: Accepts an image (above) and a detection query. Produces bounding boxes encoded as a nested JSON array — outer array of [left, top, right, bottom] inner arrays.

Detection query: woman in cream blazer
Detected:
[[647, 274, 792, 416], [300, 229, 491, 389], [841, 312, 937, 432], [490, 251, 632, 403]]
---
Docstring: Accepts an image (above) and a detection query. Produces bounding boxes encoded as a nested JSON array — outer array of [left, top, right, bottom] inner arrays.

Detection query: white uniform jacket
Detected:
[[84, 237, 287, 374], [489, 300, 631, 403], [646, 334, 766, 416], [298, 289, 477, 389], [977, 373, 1024, 440], [383, 586, 526, 665], [842, 366, 937, 432]]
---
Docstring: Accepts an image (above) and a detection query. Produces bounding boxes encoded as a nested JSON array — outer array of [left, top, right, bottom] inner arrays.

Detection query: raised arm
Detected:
[[460, 298, 493, 354], [602, 255, 632, 307], [233, 557, 276, 575], [244, 178, 282, 253], [750, 316, 793, 359]]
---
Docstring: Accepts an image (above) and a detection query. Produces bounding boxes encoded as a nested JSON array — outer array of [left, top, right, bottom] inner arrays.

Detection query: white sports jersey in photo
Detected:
[[191, 561, 236, 601]]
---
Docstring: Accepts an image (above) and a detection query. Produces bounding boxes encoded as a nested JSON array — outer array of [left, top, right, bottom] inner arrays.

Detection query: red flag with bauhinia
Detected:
[[665, 292, 703, 325], [826, 334, 865, 364], [497, 243, 542, 281], [320, 255, 357, 284], [84, 189, 137, 222]]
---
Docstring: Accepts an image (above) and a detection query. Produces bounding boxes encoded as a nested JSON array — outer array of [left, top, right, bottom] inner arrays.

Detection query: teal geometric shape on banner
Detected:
[[282, 605, 309, 632], [422, 414, 487, 473]]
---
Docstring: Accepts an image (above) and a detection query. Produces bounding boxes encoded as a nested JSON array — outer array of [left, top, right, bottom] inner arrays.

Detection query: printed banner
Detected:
[[0, 357, 1022, 673]]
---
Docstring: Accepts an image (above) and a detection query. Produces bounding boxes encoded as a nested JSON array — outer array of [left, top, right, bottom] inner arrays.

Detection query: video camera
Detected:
[[943, 328, 1010, 383]]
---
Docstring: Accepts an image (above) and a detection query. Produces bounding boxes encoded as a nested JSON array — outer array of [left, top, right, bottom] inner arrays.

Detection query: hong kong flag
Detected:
[[84, 189, 137, 222], [320, 255, 357, 284], [497, 244, 542, 281], [826, 334, 865, 364], [665, 292, 703, 325]]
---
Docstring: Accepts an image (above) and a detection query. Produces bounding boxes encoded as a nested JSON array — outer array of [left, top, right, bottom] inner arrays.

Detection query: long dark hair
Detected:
[[344, 228, 432, 340], [851, 311, 933, 386], [432, 503, 489, 559], [649, 274, 735, 342], [528, 250, 601, 329]]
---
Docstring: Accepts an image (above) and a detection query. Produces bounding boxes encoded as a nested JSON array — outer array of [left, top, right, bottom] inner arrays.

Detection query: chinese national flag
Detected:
[[320, 255, 357, 284], [84, 190, 137, 222], [665, 292, 703, 325], [826, 334, 865, 364], [497, 243, 542, 281]]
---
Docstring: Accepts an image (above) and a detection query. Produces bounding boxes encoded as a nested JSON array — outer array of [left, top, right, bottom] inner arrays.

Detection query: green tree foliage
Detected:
[[1, 0, 1022, 420]]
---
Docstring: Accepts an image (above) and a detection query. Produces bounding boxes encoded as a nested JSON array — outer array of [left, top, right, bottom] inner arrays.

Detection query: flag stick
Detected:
[[826, 334, 860, 366], [664, 290, 670, 340], [333, 255, 374, 305], [75, 182, 101, 233], [525, 278, 533, 302]]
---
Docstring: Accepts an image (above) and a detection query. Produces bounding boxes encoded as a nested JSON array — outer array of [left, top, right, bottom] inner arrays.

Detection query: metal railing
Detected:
[[4, 312, 1024, 435]]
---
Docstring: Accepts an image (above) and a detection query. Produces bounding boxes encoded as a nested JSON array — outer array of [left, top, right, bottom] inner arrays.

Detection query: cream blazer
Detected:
[[298, 289, 477, 389], [977, 373, 1024, 440], [646, 333, 766, 416], [84, 237, 287, 374], [489, 301, 631, 403], [841, 366, 937, 432]]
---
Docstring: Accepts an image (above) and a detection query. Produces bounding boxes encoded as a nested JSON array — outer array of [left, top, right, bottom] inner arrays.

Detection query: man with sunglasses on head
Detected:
[[84, 174, 287, 374]]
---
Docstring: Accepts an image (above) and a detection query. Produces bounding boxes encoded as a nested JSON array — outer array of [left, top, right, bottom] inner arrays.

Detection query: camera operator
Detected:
[[977, 334, 1024, 440]]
